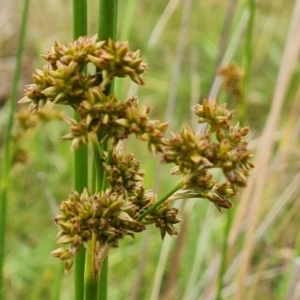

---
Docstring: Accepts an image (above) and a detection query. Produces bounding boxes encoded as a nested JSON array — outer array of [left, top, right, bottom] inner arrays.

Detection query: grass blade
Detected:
[[0, 0, 30, 298], [72, 1, 88, 299]]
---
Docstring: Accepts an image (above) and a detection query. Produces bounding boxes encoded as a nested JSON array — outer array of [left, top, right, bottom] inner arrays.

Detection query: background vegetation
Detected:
[[1, 0, 300, 299]]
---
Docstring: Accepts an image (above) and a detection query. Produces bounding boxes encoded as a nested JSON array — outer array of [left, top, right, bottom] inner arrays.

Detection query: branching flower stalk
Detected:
[[18, 36, 254, 291]]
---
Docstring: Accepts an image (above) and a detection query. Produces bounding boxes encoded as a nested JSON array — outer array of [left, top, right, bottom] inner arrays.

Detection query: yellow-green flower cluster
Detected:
[[18, 37, 254, 272], [104, 148, 180, 238], [12, 106, 62, 164], [161, 99, 253, 209], [193, 99, 253, 187], [62, 92, 168, 152], [51, 188, 145, 270], [218, 63, 244, 100], [19, 36, 147, 112], [52, 148, 180, 269], [88, 39, 147, 85], [19, 36, 167, 153]]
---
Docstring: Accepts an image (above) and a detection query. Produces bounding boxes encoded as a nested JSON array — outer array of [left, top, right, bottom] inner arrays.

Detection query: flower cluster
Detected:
[[51, 188, 145, 271], [20, 36, 147, 112], [15, 106, 62, 131], [161, 99, 253, 209], [18, 37, 253, 273], [193, 99, 253, 187], [19, 36, 167, 153], [88, 38, 147, 85], [12, 106, 62, 164], [52, 147, 180, 270], [63, 93, 168, 152], [218, 63, 244, 100]]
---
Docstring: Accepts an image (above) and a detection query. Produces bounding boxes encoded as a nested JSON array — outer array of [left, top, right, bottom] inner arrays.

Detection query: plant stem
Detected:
[[84, 235, 99, 300], [98, 256, 109, 300], [239, 0, 256, 125], [73, 0, 88, 39], [96, 2, 118, 299], [73, 1, 88, 300], [52, 263, 64, 300], [89, 132, 104, 190], [0, 1, 30, 298], [120, 0, 137, 40], [98, 0, 118, 41], [138, 183, 182, 222], [215, 208, 234, 300], [215, 4, 256, 298]]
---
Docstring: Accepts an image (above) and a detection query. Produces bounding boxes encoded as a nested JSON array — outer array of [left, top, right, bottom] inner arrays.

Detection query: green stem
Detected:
[[86, 132, 107, 300], [89, 133, 104, 191], [138, 183, 182, 222], [101, 148, 113, 191], [84, 235, 99, 300], [98, 256, 109, 300], [0, 1, 30, 298], [215, 208, 234, 300], [98, 0, 118, 41], [215, 5, 256, 297], [89, 133, 111, 300], [75, 247, 87, 300], [52, 262, 64, 300], [73, 0, 88, 39], [120, 0, 137, 40], [73, 1, 88, 300], [239, 0, 256, 125], [97, 2, 118, 299], [115, 0, 137, 97], [215, 4, 256, 295]]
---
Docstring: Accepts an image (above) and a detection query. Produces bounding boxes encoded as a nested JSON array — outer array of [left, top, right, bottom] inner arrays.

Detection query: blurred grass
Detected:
[[1, 0, 300, 299]]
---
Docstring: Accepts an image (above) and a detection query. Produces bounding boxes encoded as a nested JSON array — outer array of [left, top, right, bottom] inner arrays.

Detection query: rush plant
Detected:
[[18, 35, 253, 299]]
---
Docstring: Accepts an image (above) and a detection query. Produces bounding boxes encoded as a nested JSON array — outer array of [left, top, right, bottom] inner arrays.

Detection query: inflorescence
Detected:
[[19, 35, 253, 272]]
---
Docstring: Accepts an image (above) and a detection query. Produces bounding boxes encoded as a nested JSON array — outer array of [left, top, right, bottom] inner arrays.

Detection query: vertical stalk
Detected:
[[216, 3, 256, 299], [0, 1, 30, 299], [115, 0, 137, 98], [98, 257, 109, 300], [215, 209, 234, 300], [52, 263, 64, 300], [120, 0, 137, 40], [98, 1, 118, 42], [84, 234, 99, 300], [72, 1, 88, 300], [239, 0, 256, 125], [97, 2, 118, 299], [82, 2, 118, 300]]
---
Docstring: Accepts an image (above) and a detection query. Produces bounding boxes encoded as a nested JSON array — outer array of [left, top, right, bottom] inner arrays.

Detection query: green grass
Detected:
[[1, 0, 300, 299], [0, 0, 30, 298]]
